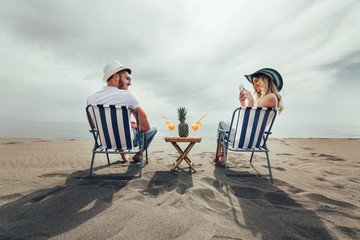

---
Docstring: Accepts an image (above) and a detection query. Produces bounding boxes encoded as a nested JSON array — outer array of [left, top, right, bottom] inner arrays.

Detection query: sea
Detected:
[[0, 120, 359, 139]]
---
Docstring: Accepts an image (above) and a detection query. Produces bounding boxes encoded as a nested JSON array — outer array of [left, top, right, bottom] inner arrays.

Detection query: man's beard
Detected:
[[118, 81, 125, 89]]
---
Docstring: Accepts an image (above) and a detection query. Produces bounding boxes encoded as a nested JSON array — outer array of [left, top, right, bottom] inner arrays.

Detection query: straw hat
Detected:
[[244, 68, 283, 91], [103, 60, 132, 82]]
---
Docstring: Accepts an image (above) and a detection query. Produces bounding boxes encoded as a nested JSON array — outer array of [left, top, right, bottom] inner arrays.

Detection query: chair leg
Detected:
[[250, 151, 255, 163], [265, 151, 273, 179], [224, 145, 229, 177], [89, 152, 96, 179], [138, 153, 143, 178], [139, 136, 144, 178], [144, 135, 148, 165], [215, 141, 219, 158], [106, 153, 110, 165], [145, 138, 148, 165], [145, 148, 148, 165]]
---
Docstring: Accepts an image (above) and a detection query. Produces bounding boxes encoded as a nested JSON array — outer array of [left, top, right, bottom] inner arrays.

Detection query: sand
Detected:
[[0, 137, 359, 239]]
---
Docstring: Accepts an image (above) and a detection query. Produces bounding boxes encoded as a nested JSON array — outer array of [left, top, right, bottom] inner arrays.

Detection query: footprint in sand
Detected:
[[315, 177, 326, 182], [302, 147, 314, 150], [273, 179, 304, 194], [276, 153, 294, 156], [273, 167, 286, 171], [336, 226, 360, 239], [333, 184, 345, 189], [2, 141, 22, 145], [124, 195, 145, 203], [0, 193, 23, 201], [304, 193, 357, 209], [231, 186, 264, 199], [347, 178, 359, 183], [128, 179, 149, 190], [312, 153, 346, 162], [319, 154, 346, 162], [279, 140, 290, 146], [38, 173, 68, 178], [30, 186, 66, 203], [264, 191, 299, 206], [192, 188, 231, 210], [200, 177, 227, 195], [152, 151, 165, 153]]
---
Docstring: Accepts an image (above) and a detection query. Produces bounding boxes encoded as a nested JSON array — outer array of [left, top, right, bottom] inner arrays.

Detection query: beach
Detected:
[[0, 138, 359, 239]]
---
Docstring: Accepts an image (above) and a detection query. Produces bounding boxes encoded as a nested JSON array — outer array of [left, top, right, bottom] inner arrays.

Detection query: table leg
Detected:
[[170, 142, 193, 170], [170, 142, 198, 172], [172, 146, 195, 166]]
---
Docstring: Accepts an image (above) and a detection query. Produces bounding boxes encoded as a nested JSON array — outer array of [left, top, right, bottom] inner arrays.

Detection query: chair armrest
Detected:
[[218, 129, 229, 133]]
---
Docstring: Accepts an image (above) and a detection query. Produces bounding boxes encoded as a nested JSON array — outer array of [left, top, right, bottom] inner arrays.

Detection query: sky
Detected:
[[1, 0, 360, 135]]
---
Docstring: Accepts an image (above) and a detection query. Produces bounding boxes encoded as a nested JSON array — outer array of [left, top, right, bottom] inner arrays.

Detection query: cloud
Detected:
[[0, 0, 359, 130]]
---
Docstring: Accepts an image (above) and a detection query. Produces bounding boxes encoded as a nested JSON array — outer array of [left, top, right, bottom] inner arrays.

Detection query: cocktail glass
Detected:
[[168, 123, 175, 136], [192, 123, 199, 136]]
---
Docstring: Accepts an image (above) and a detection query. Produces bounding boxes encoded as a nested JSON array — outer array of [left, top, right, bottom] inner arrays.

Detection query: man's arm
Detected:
[[135, 107, 151, 132]]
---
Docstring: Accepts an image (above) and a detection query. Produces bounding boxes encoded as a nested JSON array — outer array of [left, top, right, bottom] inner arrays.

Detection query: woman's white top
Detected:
[[269, 93, 278, 109], [256, 93, 278, 109]]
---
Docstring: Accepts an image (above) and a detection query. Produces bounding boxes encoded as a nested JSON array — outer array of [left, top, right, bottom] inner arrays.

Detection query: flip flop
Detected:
[[213, 153, 224, 163], [132, 156, 141, 163]]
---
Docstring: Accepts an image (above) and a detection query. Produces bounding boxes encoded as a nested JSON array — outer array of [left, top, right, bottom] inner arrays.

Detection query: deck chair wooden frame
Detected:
[[217, 107, 277, 178], [86, 104, 148, 178]]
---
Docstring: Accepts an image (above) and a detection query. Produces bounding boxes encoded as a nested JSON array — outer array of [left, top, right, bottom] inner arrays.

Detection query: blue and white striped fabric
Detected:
[[231, 107, 276, 149], [91, 104, 134, 150]]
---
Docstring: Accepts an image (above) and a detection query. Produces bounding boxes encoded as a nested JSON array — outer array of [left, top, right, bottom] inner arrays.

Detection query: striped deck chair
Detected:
[[217, 107, 277, 178], [86, 104, 148, 178]]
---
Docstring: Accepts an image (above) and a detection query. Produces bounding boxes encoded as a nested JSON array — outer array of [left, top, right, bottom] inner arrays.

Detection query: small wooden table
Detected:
[[165, 137, 202, 173]]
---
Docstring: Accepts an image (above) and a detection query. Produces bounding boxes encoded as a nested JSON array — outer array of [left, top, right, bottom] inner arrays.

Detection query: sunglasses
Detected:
[[120, 75, 131, 82]]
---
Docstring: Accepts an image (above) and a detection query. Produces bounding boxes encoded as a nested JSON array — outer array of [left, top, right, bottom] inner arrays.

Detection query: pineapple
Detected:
[[177, 107, 189, 137]]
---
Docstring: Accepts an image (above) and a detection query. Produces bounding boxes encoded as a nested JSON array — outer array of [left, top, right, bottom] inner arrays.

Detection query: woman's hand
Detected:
[[239, 90, 246, 106], [131, 121, 137, 129], [239, 88, 254, 107]]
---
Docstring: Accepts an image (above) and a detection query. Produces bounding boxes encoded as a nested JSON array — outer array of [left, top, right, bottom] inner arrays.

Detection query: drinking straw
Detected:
[[198, 114, 208, 122]]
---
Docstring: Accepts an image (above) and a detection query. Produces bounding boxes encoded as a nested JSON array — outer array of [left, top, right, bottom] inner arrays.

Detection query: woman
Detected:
[[214, 68, 284, 165]]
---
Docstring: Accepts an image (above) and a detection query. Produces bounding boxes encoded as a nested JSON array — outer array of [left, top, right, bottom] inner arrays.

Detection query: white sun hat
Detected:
[[103, 60, 132, 82]]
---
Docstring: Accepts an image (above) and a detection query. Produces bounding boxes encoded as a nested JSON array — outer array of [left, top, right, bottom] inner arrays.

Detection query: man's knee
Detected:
[[148, 127, 157, 136]]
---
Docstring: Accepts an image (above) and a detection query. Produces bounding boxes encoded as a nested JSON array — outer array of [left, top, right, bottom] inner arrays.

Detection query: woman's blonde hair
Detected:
[[253, 74, 284, 113]]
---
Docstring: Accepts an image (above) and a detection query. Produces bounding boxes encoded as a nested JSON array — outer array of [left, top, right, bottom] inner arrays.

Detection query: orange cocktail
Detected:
[[168, 123, 175, 136], [192, 123, 199, 136]]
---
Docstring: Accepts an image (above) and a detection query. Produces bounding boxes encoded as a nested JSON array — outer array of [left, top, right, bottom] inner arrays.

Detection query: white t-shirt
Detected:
[[87, 86, 141, 126], [87, 86, 141, 109]]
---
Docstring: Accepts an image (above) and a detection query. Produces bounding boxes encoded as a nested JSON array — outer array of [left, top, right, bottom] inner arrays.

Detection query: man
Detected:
[[87, 60, 157, 162]]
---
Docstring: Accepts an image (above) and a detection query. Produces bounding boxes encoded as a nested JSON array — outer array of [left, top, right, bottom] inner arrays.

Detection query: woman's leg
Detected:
[[214, 121, 230, 163]]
